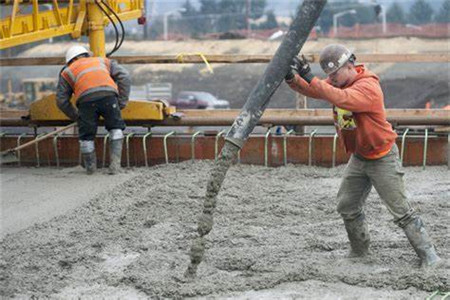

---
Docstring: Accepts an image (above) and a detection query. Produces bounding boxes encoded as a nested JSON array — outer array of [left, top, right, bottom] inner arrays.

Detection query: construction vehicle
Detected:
[[0, 78, 57, 108], [23, 78, 57, 104], [0, 0, 175, 123]]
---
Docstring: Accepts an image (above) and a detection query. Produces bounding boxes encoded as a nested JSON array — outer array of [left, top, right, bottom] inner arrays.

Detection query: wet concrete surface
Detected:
[[0, 161, 448, 298], [0, 166, 136, 238]]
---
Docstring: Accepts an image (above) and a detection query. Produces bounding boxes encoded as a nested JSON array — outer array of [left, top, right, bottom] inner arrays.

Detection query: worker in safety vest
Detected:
[[56, 45, 131, 175], [285, 44, 441, 268]]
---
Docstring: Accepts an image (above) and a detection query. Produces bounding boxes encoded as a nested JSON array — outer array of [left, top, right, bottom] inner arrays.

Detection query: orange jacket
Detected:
[[288, 65, 397, 159], [61, 57, 118, 100]]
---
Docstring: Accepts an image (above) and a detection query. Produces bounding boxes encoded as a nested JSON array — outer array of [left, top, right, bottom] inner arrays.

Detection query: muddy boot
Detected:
[[343, 213, 370, 257], [82, 151, 97, 175], [403, 216, 442, 268], [108, 138, 123, 175]]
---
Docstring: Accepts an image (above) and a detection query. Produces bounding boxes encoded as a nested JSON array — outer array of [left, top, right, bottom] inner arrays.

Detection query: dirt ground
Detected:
[[2, 37, 449, 110], [1, 162, 448, 299]]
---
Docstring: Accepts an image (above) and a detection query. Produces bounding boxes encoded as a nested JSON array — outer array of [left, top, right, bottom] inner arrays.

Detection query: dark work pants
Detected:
[[77, 95, 126, 141]]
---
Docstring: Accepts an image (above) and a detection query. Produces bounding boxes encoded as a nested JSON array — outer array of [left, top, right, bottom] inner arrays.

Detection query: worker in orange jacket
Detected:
[[56, 45, 130, 175], [285, 44, 441, 268]]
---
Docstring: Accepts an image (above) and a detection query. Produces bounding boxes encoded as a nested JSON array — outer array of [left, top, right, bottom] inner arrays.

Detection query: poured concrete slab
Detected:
[[0, 166, 136, 239], [0, 162, 448, 298]]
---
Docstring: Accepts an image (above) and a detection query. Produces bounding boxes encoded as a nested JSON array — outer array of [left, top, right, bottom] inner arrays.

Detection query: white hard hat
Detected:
[[65, 45, 89, 64]]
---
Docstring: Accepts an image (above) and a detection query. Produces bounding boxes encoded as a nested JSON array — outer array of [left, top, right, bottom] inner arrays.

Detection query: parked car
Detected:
[[172, 91, 230, 109]]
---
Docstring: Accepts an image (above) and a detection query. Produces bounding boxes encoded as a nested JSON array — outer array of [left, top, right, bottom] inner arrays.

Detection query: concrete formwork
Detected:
[[1, 134, 448, 167]]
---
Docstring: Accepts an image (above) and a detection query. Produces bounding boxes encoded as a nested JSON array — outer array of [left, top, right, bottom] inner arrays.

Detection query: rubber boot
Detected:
[[82, 151, 97, 175], [108, 138, 123, 175], [403, 216, 442, 268], [343, 213, 370, 257]]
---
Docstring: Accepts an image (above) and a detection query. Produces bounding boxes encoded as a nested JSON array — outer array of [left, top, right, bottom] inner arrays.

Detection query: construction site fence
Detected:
[[328, 23, 450, 39], [146, 23, 449, 41]]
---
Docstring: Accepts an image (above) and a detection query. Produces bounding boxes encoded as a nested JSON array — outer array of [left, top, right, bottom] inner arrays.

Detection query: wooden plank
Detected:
[[1, 109, 448, 127], [0, 108, 448, 119], [179, 108, 450, 118], [1, 108, 448, 118], [1, 53, 449, 66], [435, 126, 450, 133], [0, 109, 29, 118]]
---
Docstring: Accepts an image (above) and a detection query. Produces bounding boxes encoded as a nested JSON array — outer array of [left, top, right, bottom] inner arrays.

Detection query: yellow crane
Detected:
[[0, 0, 175, 122], [0, 0, 144, 55]]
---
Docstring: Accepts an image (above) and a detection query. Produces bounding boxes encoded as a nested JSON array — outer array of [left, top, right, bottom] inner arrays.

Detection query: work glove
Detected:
[[285, 55, 314, 83]]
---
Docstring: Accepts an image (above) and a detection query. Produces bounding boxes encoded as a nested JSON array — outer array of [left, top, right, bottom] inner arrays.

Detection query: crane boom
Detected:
[[0, 0, 144, 55]]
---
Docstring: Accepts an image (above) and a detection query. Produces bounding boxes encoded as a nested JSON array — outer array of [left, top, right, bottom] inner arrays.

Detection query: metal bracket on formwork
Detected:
[[102, 133, 110, 168], [126, 132, 136, 169], [426, 290, 450, 300], [16, 133, 27, 167], [448, 134, 450, 171], [191, 131, 203, 162], [400, 128, 410, 167], [283, 129, 295, 166], [214, 130, 226, 161], [264, 128, 273, 167], [52, 133, 62, 168], [163, 131, 175, 164], [308, 129, 318, 167], [142, 132, 153, 167], [423, 128, 429, 170], [35, 133, 46, 167], [332, 133, 339, 168]]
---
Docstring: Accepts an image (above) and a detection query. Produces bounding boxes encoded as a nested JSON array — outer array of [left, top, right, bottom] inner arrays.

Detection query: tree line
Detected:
[[148, 0, 449, 39]]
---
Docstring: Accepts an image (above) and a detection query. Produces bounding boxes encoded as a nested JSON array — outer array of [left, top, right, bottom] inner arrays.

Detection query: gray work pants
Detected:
[[336, 144, 415, 225]]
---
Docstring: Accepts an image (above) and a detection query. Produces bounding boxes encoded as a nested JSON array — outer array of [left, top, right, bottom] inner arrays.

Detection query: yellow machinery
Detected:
[[0, 0, 144, 55], [0, 0, 175, 122], [29, 94, 175, 121]]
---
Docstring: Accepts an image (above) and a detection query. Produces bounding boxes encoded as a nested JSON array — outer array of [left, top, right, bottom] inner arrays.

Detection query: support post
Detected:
[[87, 0, 106, 57]]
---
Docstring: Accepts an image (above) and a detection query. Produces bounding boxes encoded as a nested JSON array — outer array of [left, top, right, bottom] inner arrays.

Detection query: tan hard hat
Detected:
[[319, 44, 354, 75]]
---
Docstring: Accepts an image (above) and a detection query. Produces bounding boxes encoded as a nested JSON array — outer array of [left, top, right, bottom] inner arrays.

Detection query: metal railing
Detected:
[[1, 128, 444, 168]]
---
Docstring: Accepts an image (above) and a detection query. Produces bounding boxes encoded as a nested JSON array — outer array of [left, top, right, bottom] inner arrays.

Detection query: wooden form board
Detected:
[[1, 53, 449, 67]]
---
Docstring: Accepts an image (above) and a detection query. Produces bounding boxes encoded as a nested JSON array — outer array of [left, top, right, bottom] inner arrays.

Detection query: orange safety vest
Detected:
[[61, 57, 118, 100]]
